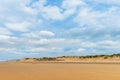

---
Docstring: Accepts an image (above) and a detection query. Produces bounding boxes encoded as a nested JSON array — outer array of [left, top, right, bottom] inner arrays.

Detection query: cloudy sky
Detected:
[[0, 0, 120, 61]]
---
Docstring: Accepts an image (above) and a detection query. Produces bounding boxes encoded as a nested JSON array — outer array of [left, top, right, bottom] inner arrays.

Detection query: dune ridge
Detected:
[[12, 54, 120, 63]]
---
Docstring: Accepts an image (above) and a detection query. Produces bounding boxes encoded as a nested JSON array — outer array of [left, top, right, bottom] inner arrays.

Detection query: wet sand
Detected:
[[0, 62, 120, 80]]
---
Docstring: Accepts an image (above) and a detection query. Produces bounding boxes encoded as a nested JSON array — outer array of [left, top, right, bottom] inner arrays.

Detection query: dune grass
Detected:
[[19, 53, 120, 62]]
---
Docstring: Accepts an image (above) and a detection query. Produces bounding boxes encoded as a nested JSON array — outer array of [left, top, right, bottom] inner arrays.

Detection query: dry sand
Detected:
[[0, 62, 120, 80]]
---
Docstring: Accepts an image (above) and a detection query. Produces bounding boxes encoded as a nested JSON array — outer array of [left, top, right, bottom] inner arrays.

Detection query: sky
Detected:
[[0, 0, 120, 61]]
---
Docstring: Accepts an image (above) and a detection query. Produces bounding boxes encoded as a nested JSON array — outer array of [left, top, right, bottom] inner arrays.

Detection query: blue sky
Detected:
[[0, 0, 120, 61]]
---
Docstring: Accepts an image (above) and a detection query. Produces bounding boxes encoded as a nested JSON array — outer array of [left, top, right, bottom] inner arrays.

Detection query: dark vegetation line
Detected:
[[15, 53, 120, 61]]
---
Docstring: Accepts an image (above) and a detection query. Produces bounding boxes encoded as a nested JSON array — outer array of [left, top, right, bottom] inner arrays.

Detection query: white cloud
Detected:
[[31, 0, 65, 20], [77, 48, 85, 52], [0, 47, 16, 52], [5, 22, 31, 32], [61, 0, 86, 18], [22, 30, 55, 39], [69, 6, 120, 39], [0, 32, 120, 55], [0, 33, 96, 54], [74, 7, 103, 26], [26, 48, 48, 53], [0, 0, 38, 32], [62, 0, 85, 9], [0, 35, 10, 40], [31, 0, 47, 8], [0, 35, 17, 40], [0, 0, 34, 22], [30, 0, 86, 21], [39, 31, 55, 37], [0, 47, 24, 54], [97, 40, 120, 49], [0, 35, 19, 48], [0, 0, 120, 59], [42, 6, 63, 20], [90, 0, 120, 4], [0, 27, 12, 35]]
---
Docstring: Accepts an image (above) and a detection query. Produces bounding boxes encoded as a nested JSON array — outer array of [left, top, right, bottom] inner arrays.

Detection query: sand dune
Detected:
[[1, 62, 120, 80], [17, 54, 120, 63]]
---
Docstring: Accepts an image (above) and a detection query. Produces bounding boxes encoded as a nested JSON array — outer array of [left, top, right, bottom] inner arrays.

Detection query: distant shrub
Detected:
[[112, 54, 120, 57], [21, 53, 120, 61], [16, 59, 20, 61], [104, 56, 108, 59], [24, 58, 30, 60], [32, 57, 57, 61]]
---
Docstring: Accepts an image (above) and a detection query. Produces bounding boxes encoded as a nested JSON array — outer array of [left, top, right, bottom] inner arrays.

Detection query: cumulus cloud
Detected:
[[0, 0, 34, 21], [39, 31, 55, 37], [97, 40, 120, 49], [22, 30, 55, 39], [0, 27, 12, 35], [62, 0, 85, 9], [0, 35, 10, 40], [0, 0, 40, 32], [89, 0, 120, 4], [77, 48, 86, 52], [31, 0, 86, 21], [41, 6, 63, 20], [0, 0, 120, 60], [5, 22, 32, 32], [1, 0, 85, 33], [66, 6, 120, 39], [0, 32, 93, 54], [61, 0, 86, 18], [0, 31, 120, 57]]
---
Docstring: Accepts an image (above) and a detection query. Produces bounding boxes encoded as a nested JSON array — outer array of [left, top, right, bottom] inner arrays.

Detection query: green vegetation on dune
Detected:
[[34, 57, 57, 61], [17, 53, 120, 61], [23, 57, 57, 61]]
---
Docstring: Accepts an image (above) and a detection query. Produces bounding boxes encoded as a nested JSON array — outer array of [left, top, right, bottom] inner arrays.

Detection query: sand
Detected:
[[0, 62, 120, 80]]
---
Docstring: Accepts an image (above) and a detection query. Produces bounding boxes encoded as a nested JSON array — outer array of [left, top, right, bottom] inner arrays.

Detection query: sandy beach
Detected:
[[0, 62, 120, 80]]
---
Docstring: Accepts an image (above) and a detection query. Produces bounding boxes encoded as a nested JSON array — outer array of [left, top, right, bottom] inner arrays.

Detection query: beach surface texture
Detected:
[[1, 62, 120, 80]]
